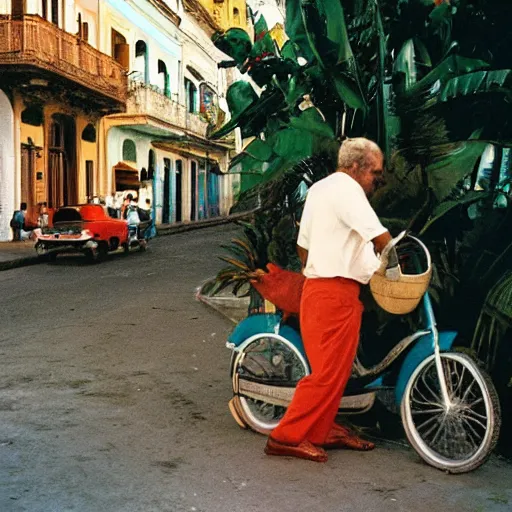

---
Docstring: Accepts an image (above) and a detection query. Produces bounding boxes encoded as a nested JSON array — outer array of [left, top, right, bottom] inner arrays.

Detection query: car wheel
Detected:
[[97, 242, 109, 261], [85, 248, 99, 263]]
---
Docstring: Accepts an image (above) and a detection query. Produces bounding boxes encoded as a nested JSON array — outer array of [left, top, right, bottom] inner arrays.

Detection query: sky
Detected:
[[247, 0, 284, 28]]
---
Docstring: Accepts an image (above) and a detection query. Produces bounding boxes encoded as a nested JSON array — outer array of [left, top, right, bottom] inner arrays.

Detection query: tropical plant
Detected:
[[209, 0, 512, 454]]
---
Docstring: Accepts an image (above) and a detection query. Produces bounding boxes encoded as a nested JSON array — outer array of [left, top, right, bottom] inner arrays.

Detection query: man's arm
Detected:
[[372, 231, 392, 255], [297, 244, 308, 270]]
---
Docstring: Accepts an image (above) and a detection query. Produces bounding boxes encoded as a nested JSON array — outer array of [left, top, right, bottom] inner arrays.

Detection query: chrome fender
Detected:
[[394, 330, 458, 405], [227, 313, 308, 367], [227, 314, 305, 352]]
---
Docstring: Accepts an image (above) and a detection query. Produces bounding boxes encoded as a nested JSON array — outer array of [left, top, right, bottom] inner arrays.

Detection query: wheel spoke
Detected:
[[420, 368, 443, 403], [404, 355, 496, 467], [451, 364, 466, 398], [429, 417, 446, 446], [461, 417, 484, 446], [460, 412, 487, 430], [416, 414, 441, 432], [443, 359, 455, 397], [466, 397, 484, 409], [461, 380, 476, 402], [412, 384, 442, 408], [412, 408, 445, 415]]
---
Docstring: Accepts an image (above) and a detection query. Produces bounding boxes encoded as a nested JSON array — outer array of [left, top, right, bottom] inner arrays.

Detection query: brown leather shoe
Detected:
[[322, 423, 375, 451], [265, 437, 328, 462]]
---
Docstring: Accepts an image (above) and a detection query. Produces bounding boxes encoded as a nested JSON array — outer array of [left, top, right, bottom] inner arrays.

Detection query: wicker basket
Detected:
[[369, 265, 432, 315]]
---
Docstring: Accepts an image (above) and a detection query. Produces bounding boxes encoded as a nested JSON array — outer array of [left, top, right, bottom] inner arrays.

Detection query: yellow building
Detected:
[[269, 22, 288, 49], [196, 0, 248, 31], [0, 0, 126, 240]]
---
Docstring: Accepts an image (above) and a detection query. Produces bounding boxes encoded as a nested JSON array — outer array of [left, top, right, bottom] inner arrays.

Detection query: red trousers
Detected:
[[270, 277, 363, 446]]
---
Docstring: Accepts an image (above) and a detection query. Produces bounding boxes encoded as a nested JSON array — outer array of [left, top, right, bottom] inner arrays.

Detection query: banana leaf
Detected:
[[394, 38, 432, 91], [280, 40, 300, 63], [288, 107, 335, 139], [300, 0, 367, 111], [420, 190, 490, 235], [229, 154, 265, 175], [405, 55, 490, 97], [440, 70, 512, 102], [272, 128, 315, 160], [316, 0, 352, 65], [285, 0, 314, 63], [240, 173, 264, 194], [236, 138, 274, 163], [333, 72, 368, 112], [212, 29, 253, 66], [426, 141, 488, 201], [271, 74, 310, 109]]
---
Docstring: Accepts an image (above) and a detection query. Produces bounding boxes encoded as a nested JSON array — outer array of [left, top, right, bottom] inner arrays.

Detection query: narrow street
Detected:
[[0, 226, 511, 512]]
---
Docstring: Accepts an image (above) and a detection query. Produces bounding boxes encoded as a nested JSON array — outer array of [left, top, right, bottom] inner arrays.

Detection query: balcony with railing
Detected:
[[0, 15, 127, 108], [127, 80, 210, 139]]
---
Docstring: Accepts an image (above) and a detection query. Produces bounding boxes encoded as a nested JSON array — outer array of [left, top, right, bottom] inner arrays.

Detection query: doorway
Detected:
[[112, 29, 129, 69], [190, 161, 197, 221], [163, 158, 171, 224], [175, 160, 182, 222], [48, 114, 77, 208], [20, 145, 36, 208]]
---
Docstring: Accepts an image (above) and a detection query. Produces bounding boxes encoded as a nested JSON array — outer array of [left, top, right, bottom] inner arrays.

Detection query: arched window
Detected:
[[157, 60, 170, 97], [233, 8, 241, 25], [122, 139, 137, 162], [112, 29, 129, 69], [51, 119, 63, 148], [21, 105, 43, 126], [185, 79, 197, 113], [81, 124, 96, 143], [134, 40, 148, 83], [148, 149, 156, 180]]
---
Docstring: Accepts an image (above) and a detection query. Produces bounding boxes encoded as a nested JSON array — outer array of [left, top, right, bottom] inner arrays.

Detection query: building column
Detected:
[[0, 90, 16, 241]]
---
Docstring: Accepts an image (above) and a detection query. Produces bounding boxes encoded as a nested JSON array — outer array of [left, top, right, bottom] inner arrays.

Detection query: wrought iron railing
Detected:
[[0, 15, 127, 105]]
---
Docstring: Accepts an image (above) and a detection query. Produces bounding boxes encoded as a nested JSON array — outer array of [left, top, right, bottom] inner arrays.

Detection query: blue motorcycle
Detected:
[[226, 235, 501, 473]]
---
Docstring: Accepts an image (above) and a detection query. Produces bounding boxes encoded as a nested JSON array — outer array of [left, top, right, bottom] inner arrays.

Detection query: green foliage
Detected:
[[211, 0, 512, 451]]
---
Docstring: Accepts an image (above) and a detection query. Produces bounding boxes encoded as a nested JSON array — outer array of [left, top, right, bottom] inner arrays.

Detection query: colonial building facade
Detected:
[[0, 0, 246, 240], [0, 0, 126, 241]]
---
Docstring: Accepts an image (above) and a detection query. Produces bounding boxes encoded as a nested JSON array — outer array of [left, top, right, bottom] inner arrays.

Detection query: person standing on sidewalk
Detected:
[[264, 138, 392, 463], [10, 203, 27, 242]]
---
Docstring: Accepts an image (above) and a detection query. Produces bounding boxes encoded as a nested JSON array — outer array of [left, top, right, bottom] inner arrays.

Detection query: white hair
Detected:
[[337, 137, 382, 171]]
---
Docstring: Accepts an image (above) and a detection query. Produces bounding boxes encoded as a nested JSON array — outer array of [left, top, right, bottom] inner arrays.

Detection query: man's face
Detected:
[[356, 152, 385, 198]]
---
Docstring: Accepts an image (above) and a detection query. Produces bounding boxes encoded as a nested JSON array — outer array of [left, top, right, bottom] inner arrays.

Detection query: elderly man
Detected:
[[265, 138, 392, 462]]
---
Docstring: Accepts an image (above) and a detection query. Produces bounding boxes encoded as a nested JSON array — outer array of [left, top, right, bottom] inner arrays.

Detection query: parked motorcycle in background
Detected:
[[122, 203, 151, 253]]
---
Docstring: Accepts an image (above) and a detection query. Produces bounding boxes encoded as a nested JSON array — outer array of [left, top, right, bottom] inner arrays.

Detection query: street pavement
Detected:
[[0, 225, 511, 512]]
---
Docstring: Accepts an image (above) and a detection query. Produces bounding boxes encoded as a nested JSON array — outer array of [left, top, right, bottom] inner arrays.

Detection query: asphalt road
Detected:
[[0, 226, 511, 512]]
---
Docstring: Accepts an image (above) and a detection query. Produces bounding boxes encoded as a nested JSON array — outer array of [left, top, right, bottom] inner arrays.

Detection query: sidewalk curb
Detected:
[[157, 208, 259, 236], [0, 209, 260, 272], [0, 255, 46, 272]]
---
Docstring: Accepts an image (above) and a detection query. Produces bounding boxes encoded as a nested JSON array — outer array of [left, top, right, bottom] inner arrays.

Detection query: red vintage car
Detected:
[[34, 204, 130, 262]]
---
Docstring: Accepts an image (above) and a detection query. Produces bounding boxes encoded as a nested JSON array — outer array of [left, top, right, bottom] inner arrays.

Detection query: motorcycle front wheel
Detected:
[[230, 334, 309, 435], [401, 352, 501, 473]]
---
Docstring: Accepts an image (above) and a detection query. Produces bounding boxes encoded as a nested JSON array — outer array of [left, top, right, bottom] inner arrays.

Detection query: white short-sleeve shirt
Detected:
[[297, 172, 387, 284]]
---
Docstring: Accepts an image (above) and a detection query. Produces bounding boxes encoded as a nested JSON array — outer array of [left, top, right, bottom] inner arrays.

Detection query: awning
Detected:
[[113, 162, 141, 191]]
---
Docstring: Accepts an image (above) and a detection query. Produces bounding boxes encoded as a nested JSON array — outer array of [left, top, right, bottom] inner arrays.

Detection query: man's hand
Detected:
[[372, 231, 392, 255]]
